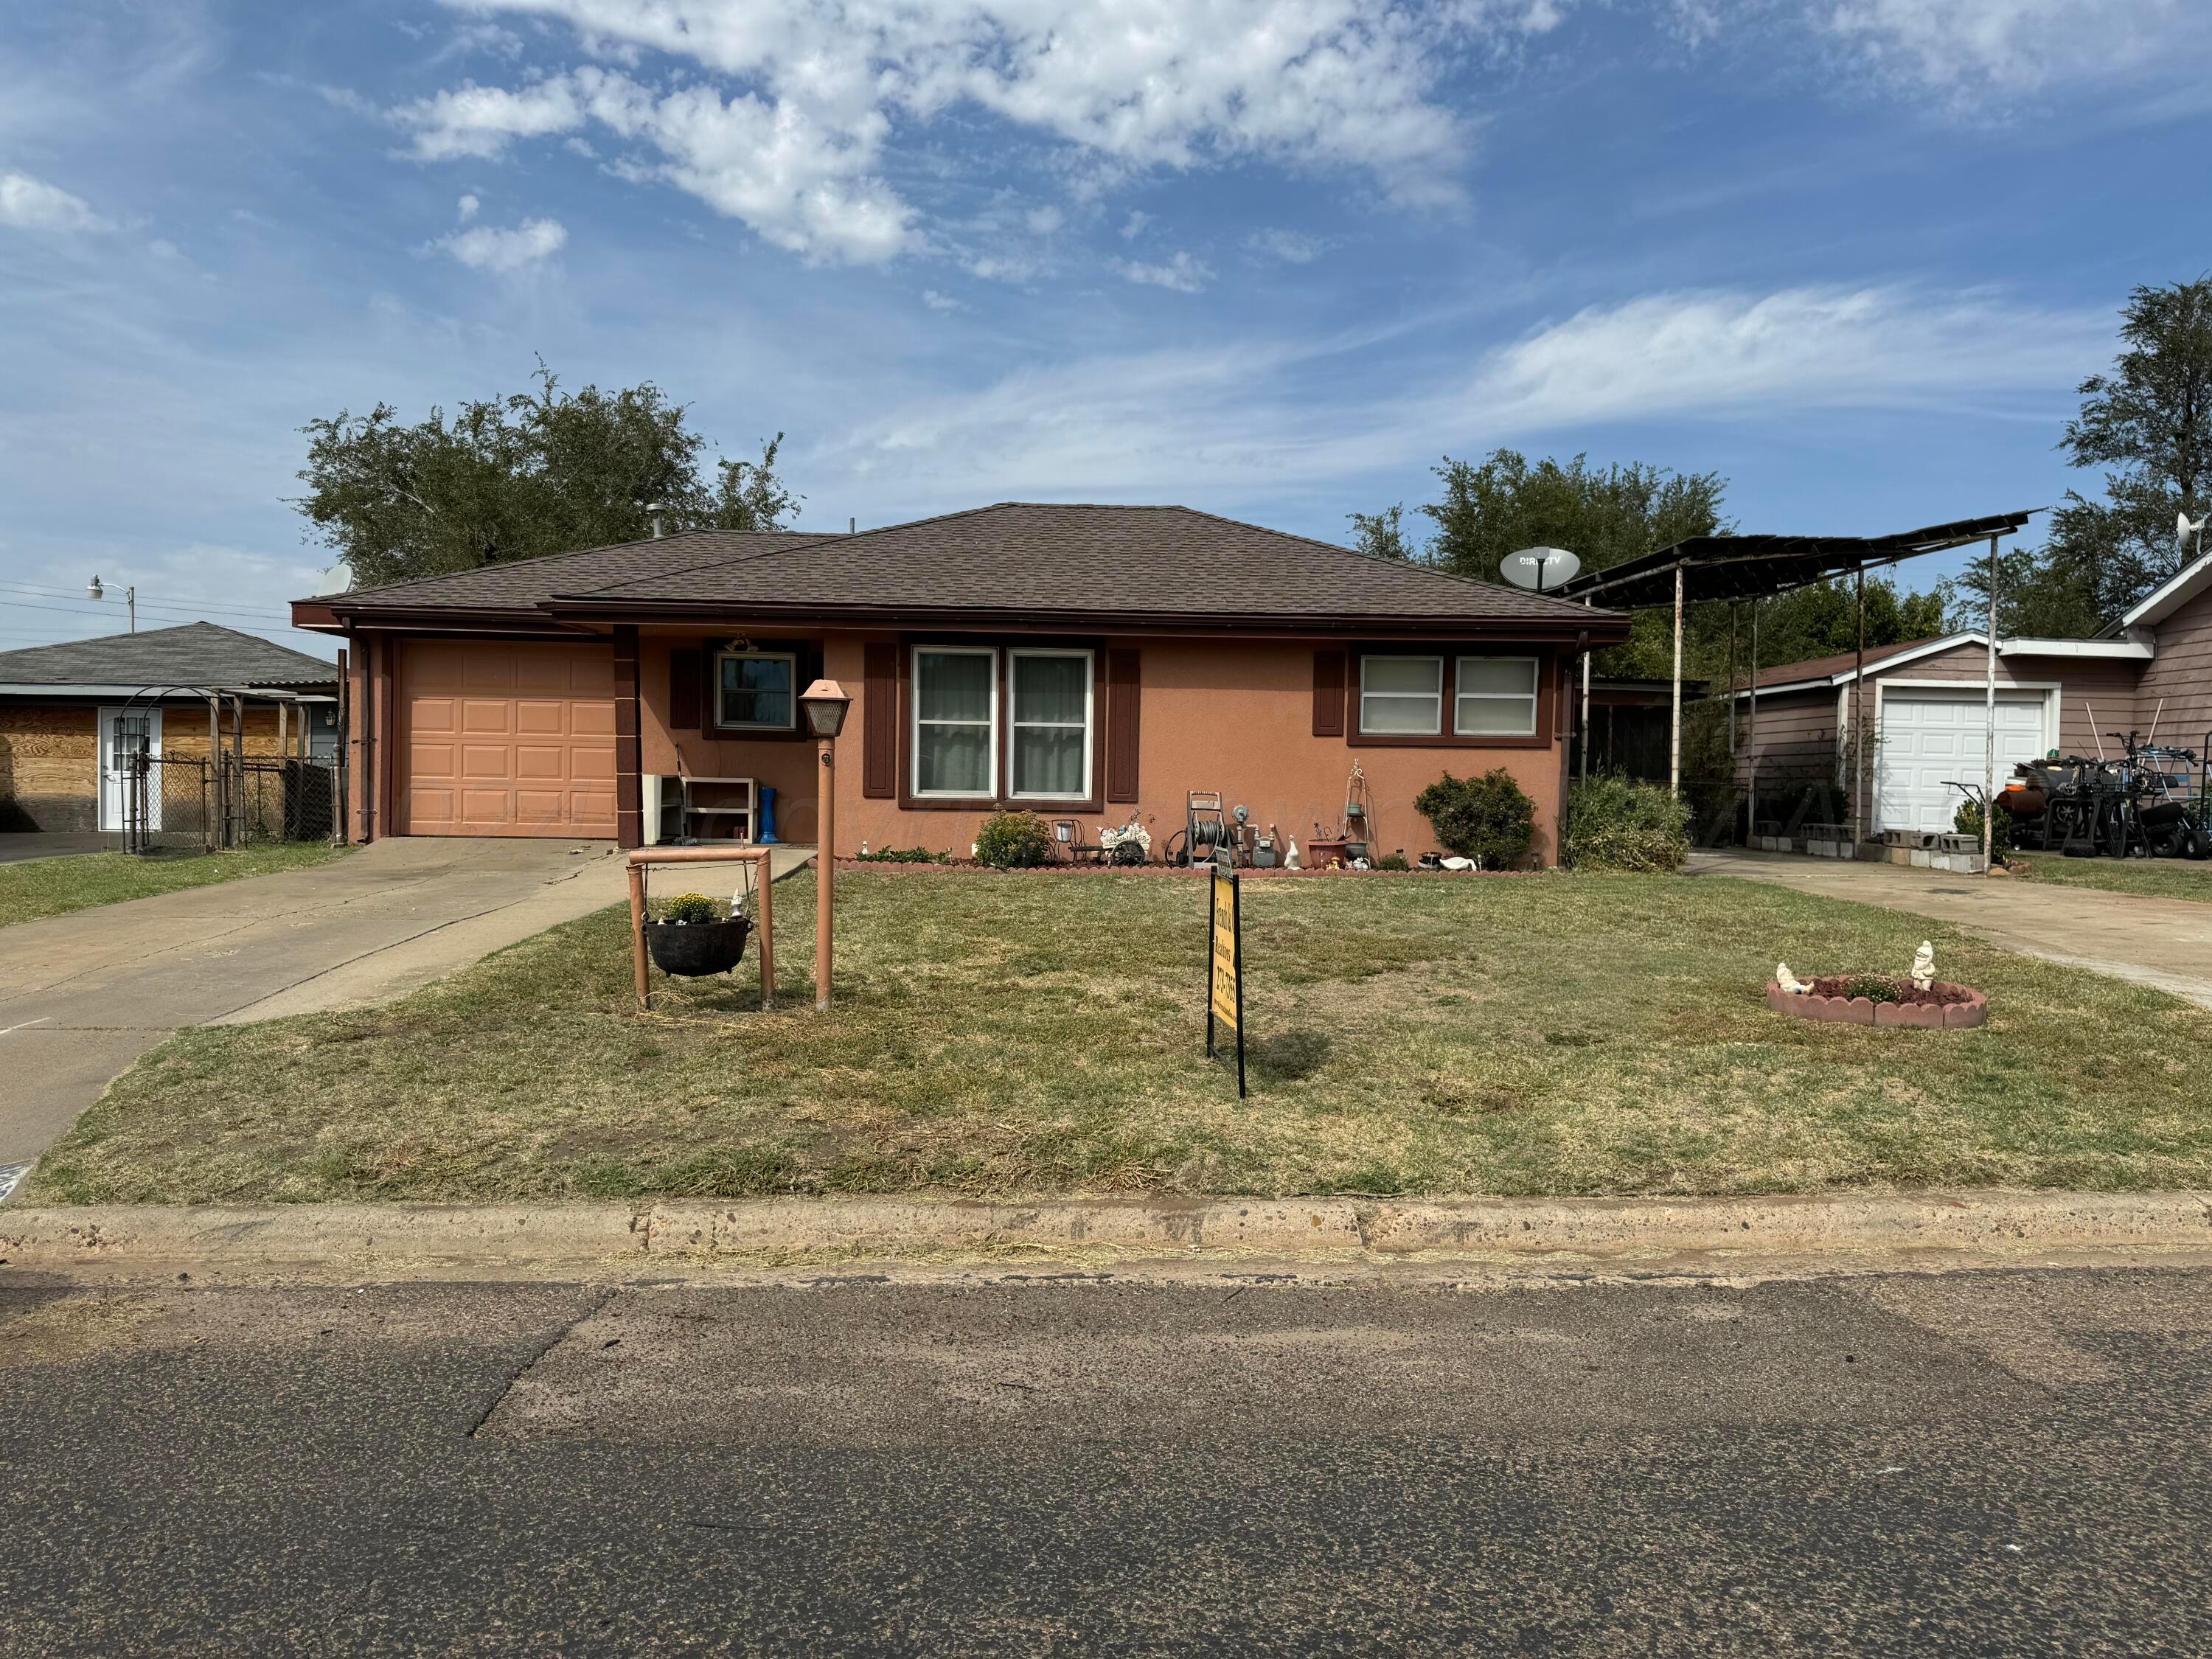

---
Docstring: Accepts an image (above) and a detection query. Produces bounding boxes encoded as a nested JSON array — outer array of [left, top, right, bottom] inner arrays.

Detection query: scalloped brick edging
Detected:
[[1766, 980, 1987, 1029]]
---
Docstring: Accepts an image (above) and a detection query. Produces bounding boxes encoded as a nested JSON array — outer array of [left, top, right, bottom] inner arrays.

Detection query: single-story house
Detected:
[[290, 503, 1632, 863], [1724, 538, 2212, 835], [0, 623, 342, 833], [1574, 676, 1711, 782]]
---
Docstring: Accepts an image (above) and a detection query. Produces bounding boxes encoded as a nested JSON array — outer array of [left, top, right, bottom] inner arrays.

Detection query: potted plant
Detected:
[[644, 891, 753, 978]]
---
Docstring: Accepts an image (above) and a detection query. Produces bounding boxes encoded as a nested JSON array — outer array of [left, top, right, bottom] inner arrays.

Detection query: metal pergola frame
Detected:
[[1554, 510, 2037, 866]]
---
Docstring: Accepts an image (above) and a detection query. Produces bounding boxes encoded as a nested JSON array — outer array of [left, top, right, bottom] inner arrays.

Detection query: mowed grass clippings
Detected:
[[26, 869, 2212, 1206], [2012, 851, 2212, 905], [0, 843, 346, 931]]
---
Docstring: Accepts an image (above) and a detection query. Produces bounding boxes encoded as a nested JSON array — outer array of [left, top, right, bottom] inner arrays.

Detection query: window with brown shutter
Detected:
[[1105, 647, 1141, 801], [863, 641, 897, 798], [669, 647, 703, 730], [1312, 650, 1346, 737]]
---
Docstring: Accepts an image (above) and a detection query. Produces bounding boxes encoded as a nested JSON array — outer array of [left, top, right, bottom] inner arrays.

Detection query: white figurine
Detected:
[[1285, 835, 1301, 869], [1910, 941, 1935, 992], [1775, 962, 1812, 995]]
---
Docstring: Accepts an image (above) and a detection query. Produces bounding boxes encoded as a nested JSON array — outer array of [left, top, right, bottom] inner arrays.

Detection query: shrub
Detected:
[[1413, 768, 1537, 868], [973, 810, 1055, 869], [658, 892, 720, 924], [1954, 797, 2013, 852], [1373, 852, 1411, 871], [1829, 974, 1906, 1005], [1562, 775, 1692, 873], [855, 846, 949, 863]]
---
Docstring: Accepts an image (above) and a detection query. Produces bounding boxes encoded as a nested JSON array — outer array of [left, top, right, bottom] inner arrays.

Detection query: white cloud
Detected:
[[922, 288, 967, 312], [456, 192, 481, 221], [1025, 204, 1063, 236], [824, 283, 2110, 506], [1818, 0, 2210, 98], [437, 215, 568, 271], [1119, 209, 1151, 240], [1112, 250, 1213, 293], [389, 0, 1585, 262], [1247, 226, 1329, 263], [0, 170, 105, 233]]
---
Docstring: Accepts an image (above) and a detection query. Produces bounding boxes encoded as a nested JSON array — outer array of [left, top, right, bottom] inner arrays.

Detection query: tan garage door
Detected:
[[396, 640, 618, 837]]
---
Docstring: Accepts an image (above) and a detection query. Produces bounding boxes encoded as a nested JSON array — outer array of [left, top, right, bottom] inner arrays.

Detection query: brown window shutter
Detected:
[[1105, 648, 1141, 802], [669, 647, 704, 730], [1312, 650, 1347, 737], [863, 642, 897, 799]]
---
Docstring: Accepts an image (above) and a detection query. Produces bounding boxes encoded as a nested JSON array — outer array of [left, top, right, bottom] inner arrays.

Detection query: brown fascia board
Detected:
[[309, 603, 611, 637], [532, 597, 1630, 642]]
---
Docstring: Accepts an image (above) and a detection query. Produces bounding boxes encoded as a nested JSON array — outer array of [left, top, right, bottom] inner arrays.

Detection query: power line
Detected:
[[0, 598, 309, 630], [0, 581, 302, 623]]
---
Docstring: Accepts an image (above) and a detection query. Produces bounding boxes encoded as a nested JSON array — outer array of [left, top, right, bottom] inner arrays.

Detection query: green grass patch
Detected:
[[0, 843, 347, 931], [2010, 852, 2212, 904], [24, 868, 2212, 1205]]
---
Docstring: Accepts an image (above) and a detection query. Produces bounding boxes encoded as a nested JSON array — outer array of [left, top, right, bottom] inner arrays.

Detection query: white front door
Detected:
[[97, 706, 162, 831], [1874, 689, 2046, 835]]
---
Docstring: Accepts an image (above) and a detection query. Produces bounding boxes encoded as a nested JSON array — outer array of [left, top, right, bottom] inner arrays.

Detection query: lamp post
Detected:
[[87, 574, 135, 632], [799, 678, 852, 1012]]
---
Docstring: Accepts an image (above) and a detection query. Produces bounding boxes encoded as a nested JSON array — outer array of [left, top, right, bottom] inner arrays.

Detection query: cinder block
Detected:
[[1910, 849, 1932, 867]]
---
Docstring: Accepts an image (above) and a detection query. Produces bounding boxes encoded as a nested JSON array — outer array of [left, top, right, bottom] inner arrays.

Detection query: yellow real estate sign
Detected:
[[1207, 865, 1246, 1097]]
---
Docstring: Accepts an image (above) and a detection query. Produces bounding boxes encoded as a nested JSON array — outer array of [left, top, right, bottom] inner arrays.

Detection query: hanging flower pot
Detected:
[[644, 914, 753, 977]]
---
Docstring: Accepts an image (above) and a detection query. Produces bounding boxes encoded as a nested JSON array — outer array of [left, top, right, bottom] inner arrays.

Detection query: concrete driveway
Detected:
[[0, 833, 108, 865], [0, 839, 631, 1180], [1691, 847, 2212, 1009]]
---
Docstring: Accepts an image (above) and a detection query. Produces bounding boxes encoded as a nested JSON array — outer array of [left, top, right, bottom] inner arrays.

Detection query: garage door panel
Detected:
[[396, 640, 619, 838], [1878, 691, 2048, 835]]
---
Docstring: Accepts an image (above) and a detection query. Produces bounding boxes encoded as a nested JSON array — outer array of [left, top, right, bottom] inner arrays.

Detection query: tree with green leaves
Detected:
[[1422, 450, 1729, 587], [1346, 503, 1420, 561], [295, 363, 799, 589], [2045, 276, 2212, 619]]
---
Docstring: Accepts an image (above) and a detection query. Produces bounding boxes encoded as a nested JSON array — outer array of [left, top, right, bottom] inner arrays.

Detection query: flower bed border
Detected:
[[1767, 979, 1987, 1029]]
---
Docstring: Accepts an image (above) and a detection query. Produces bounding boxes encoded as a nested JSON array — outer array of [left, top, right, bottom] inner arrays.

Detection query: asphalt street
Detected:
[[1, 1264, 2208, 1655]]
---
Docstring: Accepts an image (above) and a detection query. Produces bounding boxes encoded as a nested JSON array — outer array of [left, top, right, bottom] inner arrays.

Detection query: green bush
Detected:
[[1373, 852, 1411, 872], [1413, 768, 1536, 869], [1831, 974, 1907, 1005], [973, 810, 1055, 869], [855, 846, 949, 863], [658, 892, 720, 924], [1954, 797, 2013, 852], [1562, 775, 1692, 873]]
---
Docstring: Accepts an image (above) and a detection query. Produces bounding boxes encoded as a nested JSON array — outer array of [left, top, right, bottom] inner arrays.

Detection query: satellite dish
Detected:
[[2180, 511, 2207, 550], [1500, 546, 1581, 592], [316, 562, 355, 595]]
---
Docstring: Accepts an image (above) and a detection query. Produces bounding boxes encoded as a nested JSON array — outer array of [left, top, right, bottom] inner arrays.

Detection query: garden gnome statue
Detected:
[[1775, 962, 1811, 995], [1910, 941, 1935, 992]]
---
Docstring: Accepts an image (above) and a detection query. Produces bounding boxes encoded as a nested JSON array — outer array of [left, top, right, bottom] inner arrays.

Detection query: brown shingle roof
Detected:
[[0, 622, 337, 687], [1738, 637, 1945, 691], [331, 529, 804, 610], [568, 504, 1603, 623]]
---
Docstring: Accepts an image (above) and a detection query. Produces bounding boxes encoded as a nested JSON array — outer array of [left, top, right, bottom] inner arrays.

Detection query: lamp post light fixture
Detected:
[[87, 574, 136, 632], [798, 678, 853, 1012]]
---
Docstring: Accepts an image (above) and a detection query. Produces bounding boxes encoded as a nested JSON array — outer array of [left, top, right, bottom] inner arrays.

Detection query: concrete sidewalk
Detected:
[[0, 839, 636, 1173], [1689, 846, 2212, 1009]]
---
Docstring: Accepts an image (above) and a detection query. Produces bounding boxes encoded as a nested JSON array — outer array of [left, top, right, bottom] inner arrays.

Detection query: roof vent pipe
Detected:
[[647, 501, 666, 540], [849, 517, 856, 534]]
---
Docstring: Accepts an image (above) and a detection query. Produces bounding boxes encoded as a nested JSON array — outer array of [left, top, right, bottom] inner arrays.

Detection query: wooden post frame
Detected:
[[626, 845, 776, 1012], [1206, 864, 1247, 1099]]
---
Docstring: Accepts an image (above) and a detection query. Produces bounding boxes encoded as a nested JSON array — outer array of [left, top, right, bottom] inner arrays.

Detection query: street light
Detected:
[[87, 574, 136, 632], [798, 678, 852, 1012]]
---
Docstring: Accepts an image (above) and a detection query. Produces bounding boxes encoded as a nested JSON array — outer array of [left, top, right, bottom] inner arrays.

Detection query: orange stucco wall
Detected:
[[634, 632, 1565, 865]]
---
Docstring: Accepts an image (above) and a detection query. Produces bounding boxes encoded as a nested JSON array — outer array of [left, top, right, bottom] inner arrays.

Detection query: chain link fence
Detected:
[[119, 751, 343, 855]]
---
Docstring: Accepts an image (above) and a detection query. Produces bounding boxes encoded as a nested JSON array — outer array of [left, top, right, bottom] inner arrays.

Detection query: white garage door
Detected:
[[1875, 689, 2048, 835]]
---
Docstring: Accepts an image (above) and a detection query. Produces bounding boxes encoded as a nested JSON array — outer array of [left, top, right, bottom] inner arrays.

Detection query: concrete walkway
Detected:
[[0, 832, 108, 865], [1690, 846, 2212, 1009], [0, 838, 814, 1178]]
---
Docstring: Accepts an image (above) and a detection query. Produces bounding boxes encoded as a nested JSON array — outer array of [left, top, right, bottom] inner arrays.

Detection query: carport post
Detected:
[[1853, 567, 1867, 846], [1747, 601, 1760, 844], [1982, 532, 1999, 874], [1669, 563, 1683, 797], [1580, 597, 1593, 782]]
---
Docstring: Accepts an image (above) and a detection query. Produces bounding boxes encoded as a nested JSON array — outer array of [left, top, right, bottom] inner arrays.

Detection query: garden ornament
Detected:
[[1775, 963, 1811, 995], [1910, 941, 1935, 992]]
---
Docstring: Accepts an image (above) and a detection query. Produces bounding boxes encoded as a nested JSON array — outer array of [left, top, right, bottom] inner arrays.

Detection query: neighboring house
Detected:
[[1722, 559, 2212, 835], [291, 503, 1632, 863], [0, 624, 341, 833]]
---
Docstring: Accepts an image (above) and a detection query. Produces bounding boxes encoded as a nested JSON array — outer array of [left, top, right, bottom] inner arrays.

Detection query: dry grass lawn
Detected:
[[24, 867, 2212, 1205], [2012, 851, 2212, 904], [0, 844, 345, 931]]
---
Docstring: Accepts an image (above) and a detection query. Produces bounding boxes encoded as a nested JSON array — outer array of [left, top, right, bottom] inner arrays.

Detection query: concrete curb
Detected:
[[4, 1190, 2210, 1270]]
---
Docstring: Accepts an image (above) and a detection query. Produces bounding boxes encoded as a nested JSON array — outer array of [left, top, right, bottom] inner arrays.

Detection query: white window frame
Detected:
[[1359, 655, 1443, 737], [712, 648, 799, 733], [911, 646, 1000, 799], [1007, 647, 1095, 801], [1453, 655, 1540, 738]]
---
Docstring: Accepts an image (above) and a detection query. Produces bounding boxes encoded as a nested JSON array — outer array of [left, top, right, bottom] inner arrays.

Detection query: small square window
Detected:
[[717, 651, 796, 731], [1454, 656, 1537, 737], [1360, 656, 1442, 735]]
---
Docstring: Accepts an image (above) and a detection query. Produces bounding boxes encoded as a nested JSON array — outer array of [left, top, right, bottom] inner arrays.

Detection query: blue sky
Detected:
[[4, 0, 2211, 659]]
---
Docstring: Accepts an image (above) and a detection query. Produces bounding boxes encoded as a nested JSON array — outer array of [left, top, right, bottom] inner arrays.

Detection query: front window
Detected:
[[716, 650, 796, 731], [1009, 650, 1093, 799], [913, 647, 997, 796], [1360, 656, 1442, 734], [1454, 657, 1539, 737]]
